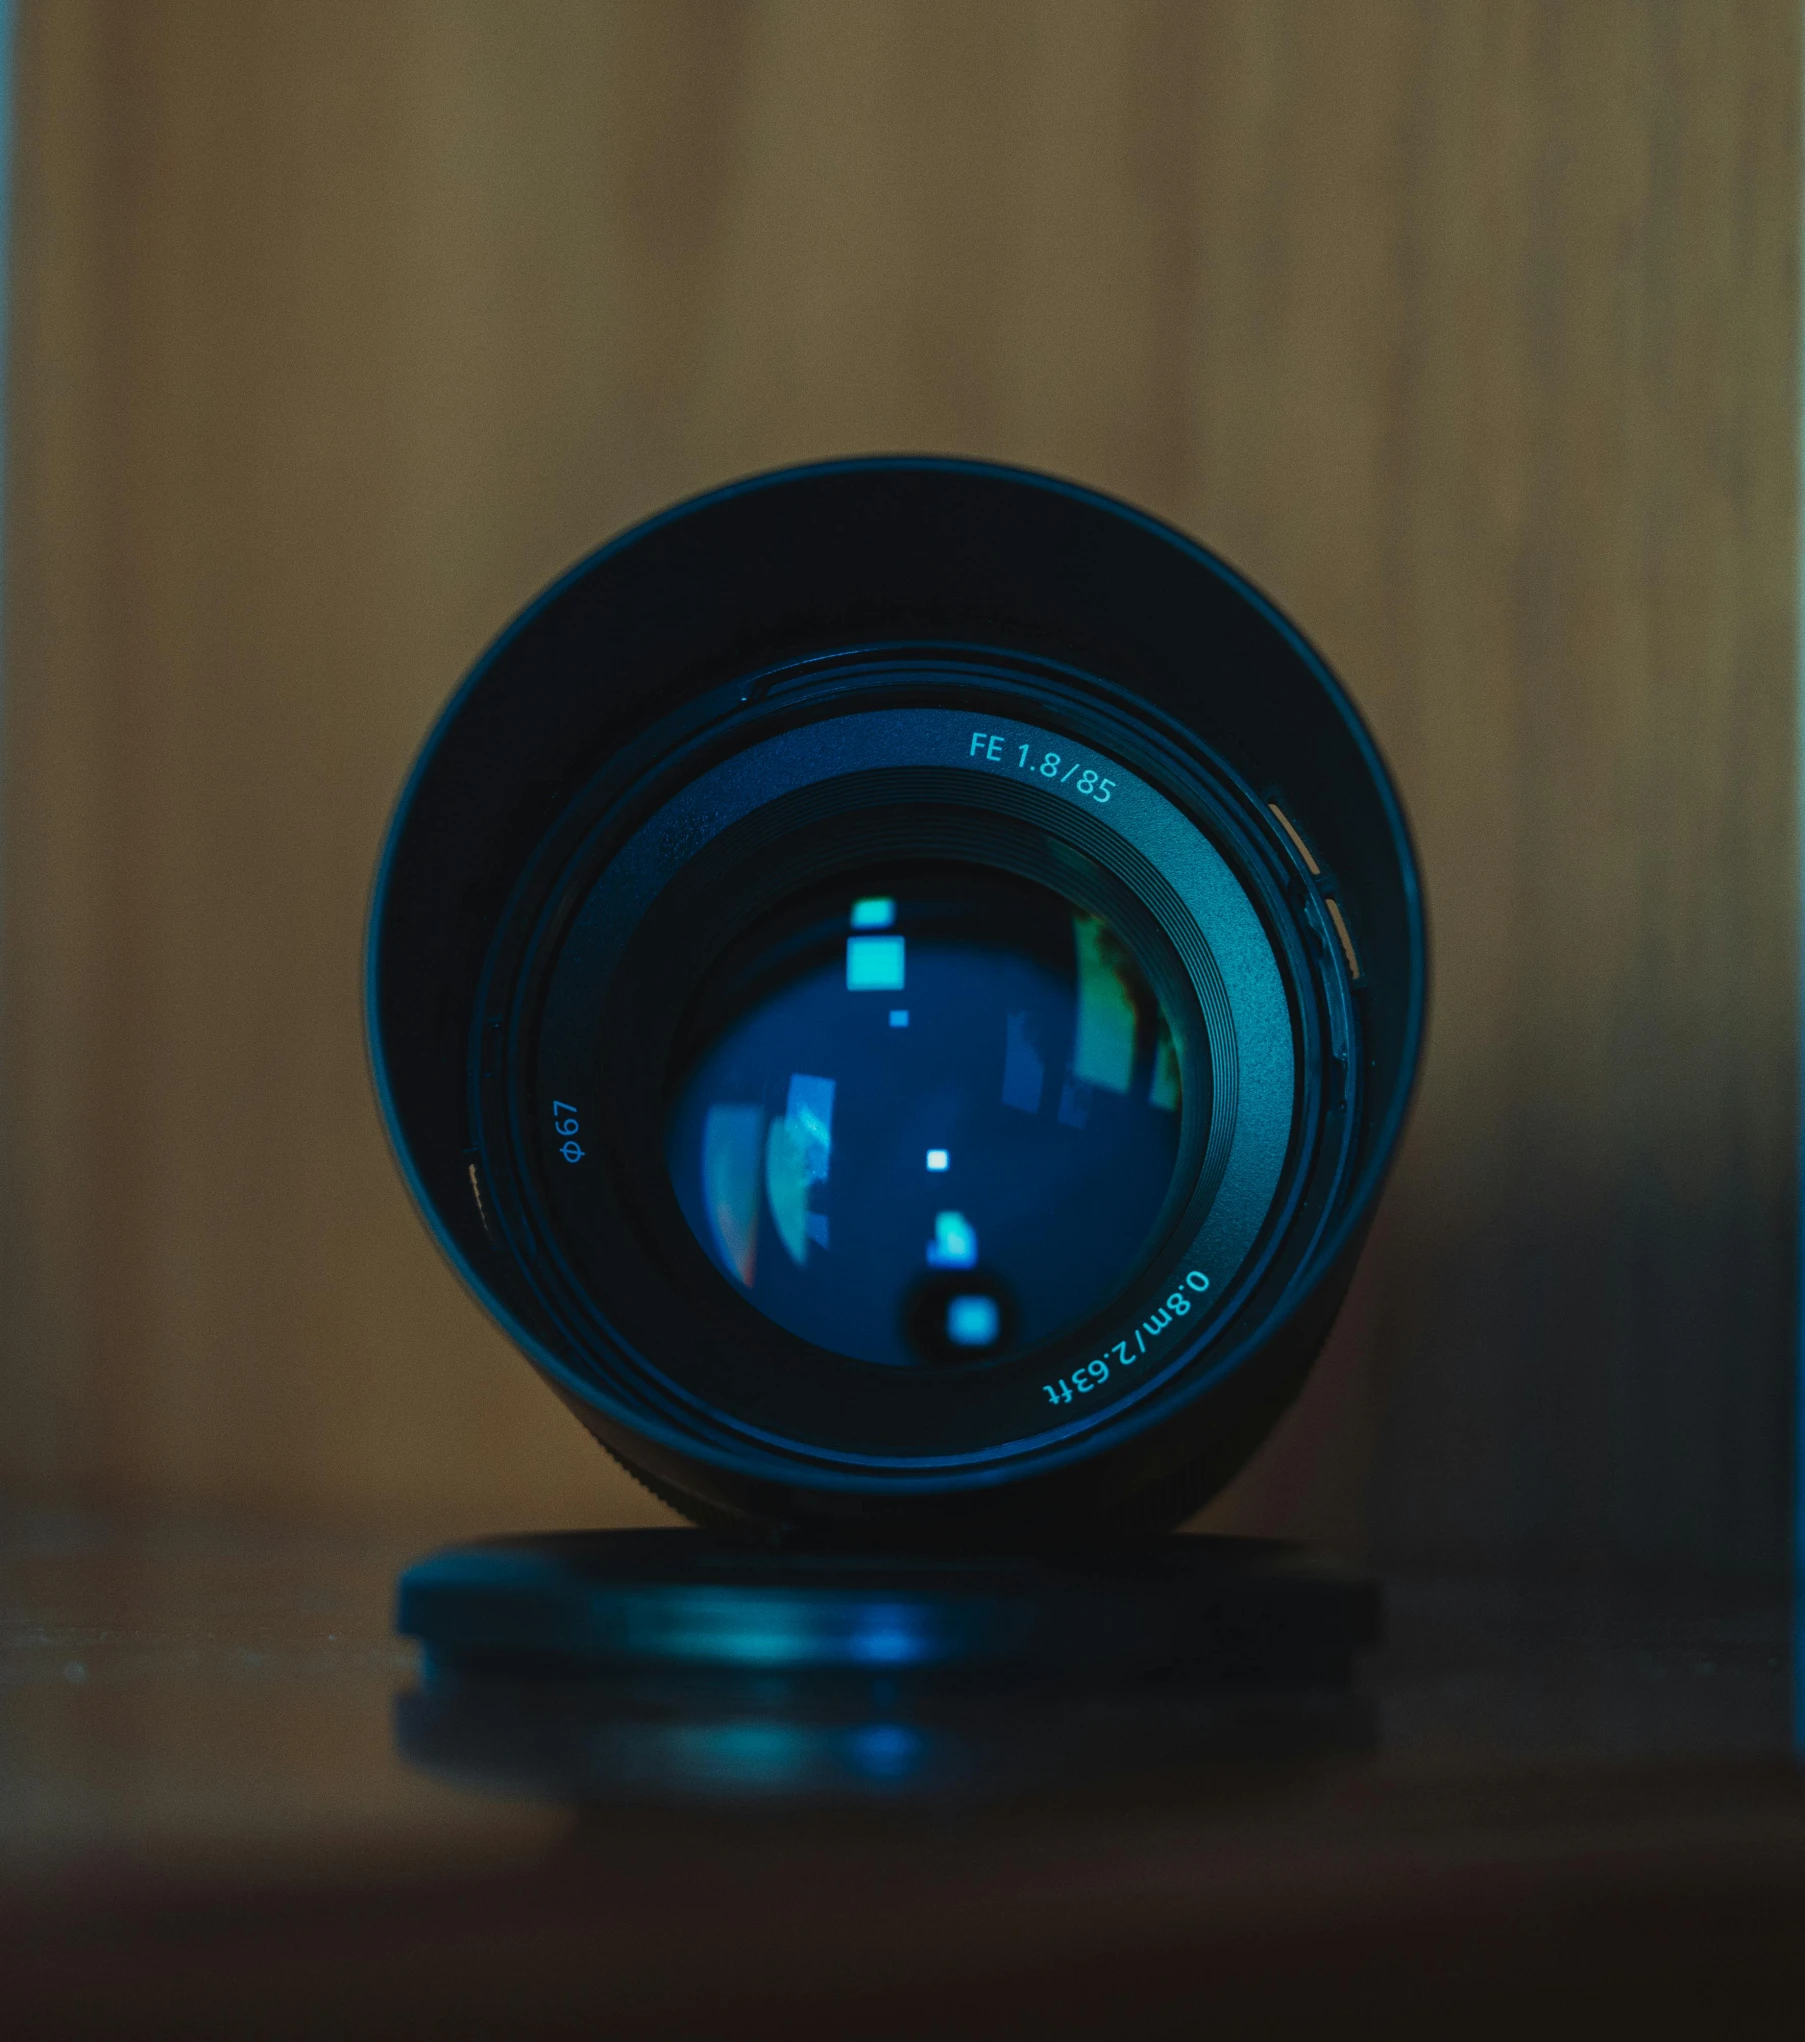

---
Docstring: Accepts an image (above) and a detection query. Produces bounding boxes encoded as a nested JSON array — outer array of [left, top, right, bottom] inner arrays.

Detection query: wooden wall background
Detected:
[[0, 0, 1795, 1577]]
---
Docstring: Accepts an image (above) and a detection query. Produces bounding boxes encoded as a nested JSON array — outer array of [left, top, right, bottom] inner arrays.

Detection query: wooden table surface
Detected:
[[2, 1516, 1800, 2038]]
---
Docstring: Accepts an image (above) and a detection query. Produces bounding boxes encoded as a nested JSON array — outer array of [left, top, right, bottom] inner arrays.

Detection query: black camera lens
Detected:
[[368, 459, 1425, 1546]]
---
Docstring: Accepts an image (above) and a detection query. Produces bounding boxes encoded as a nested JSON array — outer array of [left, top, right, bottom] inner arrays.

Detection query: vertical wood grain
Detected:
[[0, 1, 1795, 1572]]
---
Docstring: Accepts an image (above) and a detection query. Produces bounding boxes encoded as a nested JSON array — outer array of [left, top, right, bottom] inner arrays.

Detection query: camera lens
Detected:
[[369, 459, 1426, 1545], [666, 862, 1188, 1369]]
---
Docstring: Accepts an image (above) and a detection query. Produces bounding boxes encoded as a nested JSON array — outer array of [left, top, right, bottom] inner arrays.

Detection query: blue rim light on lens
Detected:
[[402, 1550, 1022, 1672], [615, 1586, 994, 1668]]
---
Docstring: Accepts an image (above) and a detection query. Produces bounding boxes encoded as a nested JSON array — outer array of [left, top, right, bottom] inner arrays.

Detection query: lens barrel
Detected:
[[368, 459, 1425, 1546]]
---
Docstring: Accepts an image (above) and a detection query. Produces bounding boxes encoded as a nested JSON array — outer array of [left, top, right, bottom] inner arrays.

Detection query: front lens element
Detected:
[[666, 864, 1191, 1367]]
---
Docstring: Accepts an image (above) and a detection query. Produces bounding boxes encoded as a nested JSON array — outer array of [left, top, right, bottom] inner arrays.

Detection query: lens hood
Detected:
[[369, 458, 1425, 1546]]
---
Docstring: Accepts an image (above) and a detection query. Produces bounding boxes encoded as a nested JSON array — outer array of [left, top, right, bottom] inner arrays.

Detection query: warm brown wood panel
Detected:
[[1, 1, 1795, 1572]]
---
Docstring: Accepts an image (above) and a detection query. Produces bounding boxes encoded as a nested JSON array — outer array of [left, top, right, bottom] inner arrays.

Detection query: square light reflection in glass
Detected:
[[846, 935, 906, 991], [946, 1294, 1001, 1346]]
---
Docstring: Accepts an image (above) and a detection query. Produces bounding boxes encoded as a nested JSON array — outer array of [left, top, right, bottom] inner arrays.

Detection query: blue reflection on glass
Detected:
[[846, 934, 906, 989], [947, 1295, 1000, 1346], [1002, 1009, 1045, 1113], [765, 1073, 835, 1267], [927, 1210, 978, 1269], [669, 873, 1184, 1366]]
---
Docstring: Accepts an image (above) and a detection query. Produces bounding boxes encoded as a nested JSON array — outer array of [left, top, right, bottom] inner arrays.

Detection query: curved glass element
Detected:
[[666, 865, 1190, 1366]]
